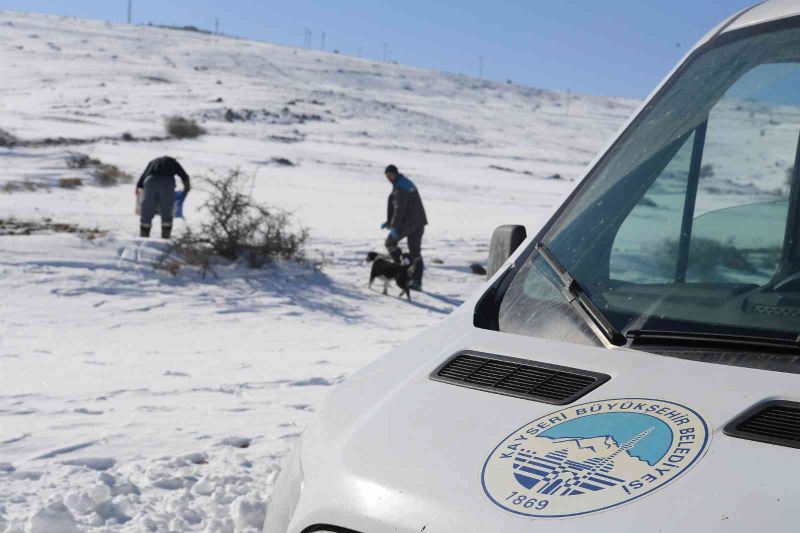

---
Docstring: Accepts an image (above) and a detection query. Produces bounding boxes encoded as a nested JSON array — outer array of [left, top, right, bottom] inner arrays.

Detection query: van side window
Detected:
[[610, 132, 695, 283]]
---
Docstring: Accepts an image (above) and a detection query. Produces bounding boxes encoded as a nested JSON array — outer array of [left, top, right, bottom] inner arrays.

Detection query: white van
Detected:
[[265, 2, 800, 531]]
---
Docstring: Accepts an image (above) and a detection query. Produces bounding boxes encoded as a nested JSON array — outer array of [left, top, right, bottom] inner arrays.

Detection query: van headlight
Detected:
[[263, 439, 304, 533]]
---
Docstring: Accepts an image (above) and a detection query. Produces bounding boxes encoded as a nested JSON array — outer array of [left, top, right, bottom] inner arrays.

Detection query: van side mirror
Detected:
[[487, 225, 527, 279]]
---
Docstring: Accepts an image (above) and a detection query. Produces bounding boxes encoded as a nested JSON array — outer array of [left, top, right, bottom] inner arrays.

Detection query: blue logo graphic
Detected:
[[482, 398, 711, 518], [512, 413, 671, 496]]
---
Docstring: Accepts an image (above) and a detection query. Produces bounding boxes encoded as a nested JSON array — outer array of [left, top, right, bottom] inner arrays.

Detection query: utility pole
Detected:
[[565, 89, 572, 116], [321, 31, 326, 51], [383, 43, 388, 62], [127, 0, 132, 24], [357, 46, 362, 58], [215, 18, 220, 35], [479, 55, 484, 79]]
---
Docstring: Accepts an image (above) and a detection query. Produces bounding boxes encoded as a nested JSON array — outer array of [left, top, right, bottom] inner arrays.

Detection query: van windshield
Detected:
[[499, 21, 800, 349]]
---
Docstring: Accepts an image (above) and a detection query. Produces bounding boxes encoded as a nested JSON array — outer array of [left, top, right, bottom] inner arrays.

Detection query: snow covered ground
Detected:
[[0, 11, 637, 532]]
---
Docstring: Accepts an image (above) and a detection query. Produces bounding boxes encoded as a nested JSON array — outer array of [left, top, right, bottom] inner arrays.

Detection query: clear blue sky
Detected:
[[1, 0, 756, 97]]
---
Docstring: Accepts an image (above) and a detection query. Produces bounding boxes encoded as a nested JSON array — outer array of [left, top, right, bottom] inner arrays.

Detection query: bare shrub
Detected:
[[160, 170, 308, 275], [2, 180, 43, 193], [93, 163, 132, 186], [0, 128, 17, 147], [58, 177, 83, 189], [165, 116, 205, 139], [67, 153, 101, 169], [270, 157, 295, 167], [470, 263, 487, 275], [0, 217, 105, 238], [699, 164, 715, 179], [67, 153, 132, 186], [657, 237, 758, 281], [141, 75, 171, 83]]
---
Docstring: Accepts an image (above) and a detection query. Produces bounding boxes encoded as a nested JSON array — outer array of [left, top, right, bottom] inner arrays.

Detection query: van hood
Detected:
[[288, 311, 798, 532]]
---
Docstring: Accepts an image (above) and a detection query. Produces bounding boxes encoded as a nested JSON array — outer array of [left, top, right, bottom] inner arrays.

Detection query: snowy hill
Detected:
[[0, 11, 637, 532]]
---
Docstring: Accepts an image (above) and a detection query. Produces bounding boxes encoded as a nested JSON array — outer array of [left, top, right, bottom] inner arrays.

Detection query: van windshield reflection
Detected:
[[499, 23, 800, 347]]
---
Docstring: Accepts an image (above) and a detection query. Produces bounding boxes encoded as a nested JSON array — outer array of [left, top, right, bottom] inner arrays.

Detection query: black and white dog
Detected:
[[366, 251, 413, 301]]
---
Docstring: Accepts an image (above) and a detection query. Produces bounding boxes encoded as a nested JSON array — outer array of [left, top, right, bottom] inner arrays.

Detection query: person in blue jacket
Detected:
[[381, 164, 428, 290]]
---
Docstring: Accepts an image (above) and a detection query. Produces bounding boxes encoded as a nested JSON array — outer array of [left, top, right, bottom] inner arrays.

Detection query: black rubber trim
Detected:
[[430, 351, 610, 405], [724, 400, 800, 449], [301, 525, 363, 533]]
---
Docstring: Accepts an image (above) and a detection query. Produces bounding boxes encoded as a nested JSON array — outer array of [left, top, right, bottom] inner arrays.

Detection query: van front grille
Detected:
[[432, 351, 610, 405]]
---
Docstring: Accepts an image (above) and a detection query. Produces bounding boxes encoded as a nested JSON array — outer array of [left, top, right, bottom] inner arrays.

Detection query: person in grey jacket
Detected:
[[382, 164, 428, 290], [136, 156, 190, 239]]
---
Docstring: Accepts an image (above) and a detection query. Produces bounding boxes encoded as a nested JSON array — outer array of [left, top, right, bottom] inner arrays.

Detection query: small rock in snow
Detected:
[[180, 451, 208, 465], [220, 436, 252, 449], [72, 407, 103, 415], [0, 462, 15, 473], [289, 376, 333, 387]]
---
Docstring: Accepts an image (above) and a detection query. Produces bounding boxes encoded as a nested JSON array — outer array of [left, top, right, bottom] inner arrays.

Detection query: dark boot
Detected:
[[140, 225, 151, 238], [161, 225, 172, 239], [409, 258, 424, 291]]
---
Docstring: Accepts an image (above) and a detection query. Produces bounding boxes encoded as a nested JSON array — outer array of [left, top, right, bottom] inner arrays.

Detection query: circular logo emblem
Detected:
[[482, 398, 710, 518]]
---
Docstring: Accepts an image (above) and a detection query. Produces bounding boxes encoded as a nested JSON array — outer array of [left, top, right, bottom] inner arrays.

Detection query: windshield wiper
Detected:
[[535, 243, 626, 347], [627, 329, 800, 353]]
